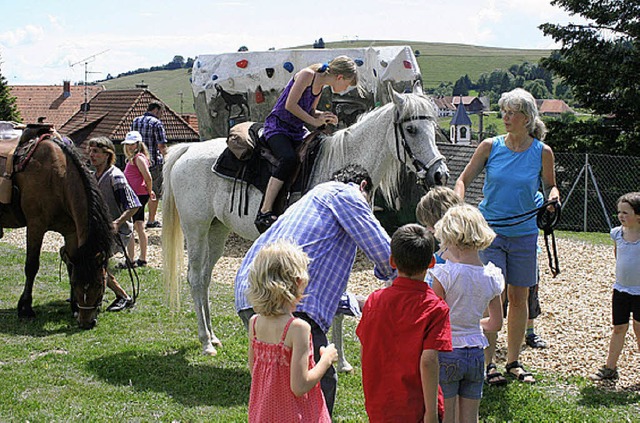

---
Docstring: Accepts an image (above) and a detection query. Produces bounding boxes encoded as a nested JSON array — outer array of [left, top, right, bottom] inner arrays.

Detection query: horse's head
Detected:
[[61, 248, 107, 329], [387, 82, 449, 188]]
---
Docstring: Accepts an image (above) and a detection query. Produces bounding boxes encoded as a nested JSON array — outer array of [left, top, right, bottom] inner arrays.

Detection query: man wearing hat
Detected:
[[88, 136, 141, 312]]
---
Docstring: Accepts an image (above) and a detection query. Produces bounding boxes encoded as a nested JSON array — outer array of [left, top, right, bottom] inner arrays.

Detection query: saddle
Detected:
[[0, 124, 56, 204], [213, 122, 328, 217]]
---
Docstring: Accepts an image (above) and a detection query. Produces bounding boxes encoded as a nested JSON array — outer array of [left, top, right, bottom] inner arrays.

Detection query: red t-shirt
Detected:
[[356, 277, 452, 422]]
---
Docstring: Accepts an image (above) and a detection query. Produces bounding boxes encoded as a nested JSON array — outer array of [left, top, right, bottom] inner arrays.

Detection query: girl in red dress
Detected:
[[246, 240, 336, 422]]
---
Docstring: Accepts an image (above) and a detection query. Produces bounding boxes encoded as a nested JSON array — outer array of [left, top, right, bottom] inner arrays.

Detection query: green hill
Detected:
[[100, 40, 551, 114]]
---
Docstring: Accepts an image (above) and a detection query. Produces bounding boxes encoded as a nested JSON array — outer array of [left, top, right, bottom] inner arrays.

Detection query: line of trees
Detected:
[[103, 55, 195, 81]]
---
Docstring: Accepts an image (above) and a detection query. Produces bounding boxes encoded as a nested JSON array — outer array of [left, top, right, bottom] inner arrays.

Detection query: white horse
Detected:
[[163, 84, 449, 356]]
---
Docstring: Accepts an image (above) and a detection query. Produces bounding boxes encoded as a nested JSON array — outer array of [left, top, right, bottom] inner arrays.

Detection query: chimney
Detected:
[[63, 81, 71, 98]]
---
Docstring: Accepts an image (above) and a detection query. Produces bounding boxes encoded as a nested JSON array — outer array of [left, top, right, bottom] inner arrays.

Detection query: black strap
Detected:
[[486, 200, 562, 278]]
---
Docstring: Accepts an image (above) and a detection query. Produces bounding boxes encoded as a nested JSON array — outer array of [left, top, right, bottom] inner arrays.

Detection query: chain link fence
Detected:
[[555, 152, 640, 233]]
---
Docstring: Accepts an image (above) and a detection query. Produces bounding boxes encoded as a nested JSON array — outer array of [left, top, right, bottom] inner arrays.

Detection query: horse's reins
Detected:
[[485, 200, 562, 277], [393, 112, 446, 184]]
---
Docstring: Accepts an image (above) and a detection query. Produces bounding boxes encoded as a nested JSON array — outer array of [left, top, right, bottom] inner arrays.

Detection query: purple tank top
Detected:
[[263, 75, 320, 142]]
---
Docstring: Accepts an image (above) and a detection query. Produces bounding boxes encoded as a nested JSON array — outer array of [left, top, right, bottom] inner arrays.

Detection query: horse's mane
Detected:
[[316, 92, 437, 206], [53, 138, 114, 268]]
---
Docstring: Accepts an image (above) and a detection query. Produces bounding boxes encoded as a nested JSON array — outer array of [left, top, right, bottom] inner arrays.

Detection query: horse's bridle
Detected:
[[393, 112, 446, 183]]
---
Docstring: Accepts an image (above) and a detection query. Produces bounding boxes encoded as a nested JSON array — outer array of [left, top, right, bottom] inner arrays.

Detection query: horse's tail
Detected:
[[162, 143, 190, 311]]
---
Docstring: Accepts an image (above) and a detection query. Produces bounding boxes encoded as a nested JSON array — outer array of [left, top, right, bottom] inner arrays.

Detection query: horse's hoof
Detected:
[[203, 345, 218, 356], [337, 362, 354, 374], [18, 308, 36, 319]]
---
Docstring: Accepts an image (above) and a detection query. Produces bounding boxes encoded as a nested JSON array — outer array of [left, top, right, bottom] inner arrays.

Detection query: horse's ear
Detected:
[[387, 81, 404, 109], [412, 79, 424, 96]]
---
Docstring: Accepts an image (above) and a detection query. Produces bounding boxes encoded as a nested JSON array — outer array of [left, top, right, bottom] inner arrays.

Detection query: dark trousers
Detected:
[[238, 308, 337, 416], [293, 311, 337, 416], [266, 134, 298, 181]]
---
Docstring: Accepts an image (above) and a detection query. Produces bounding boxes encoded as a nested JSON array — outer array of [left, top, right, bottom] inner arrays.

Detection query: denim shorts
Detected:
[[480, 233, 538, 287], [438, 347, 485, 400]]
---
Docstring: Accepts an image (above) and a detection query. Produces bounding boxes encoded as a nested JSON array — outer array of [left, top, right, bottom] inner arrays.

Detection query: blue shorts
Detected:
[[438, 347, 484, 400], [480, 233, 538, 287]]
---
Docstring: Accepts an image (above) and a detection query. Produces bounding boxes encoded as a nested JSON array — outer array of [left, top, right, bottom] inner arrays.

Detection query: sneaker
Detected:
[[106, 296, 133, 312], [145, 220, 161, 229], [590, 366, 618, 381], [525, 333, 548, 349]]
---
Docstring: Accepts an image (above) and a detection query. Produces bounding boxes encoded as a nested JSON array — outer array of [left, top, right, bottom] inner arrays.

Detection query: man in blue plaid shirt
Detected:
[[235, 164, 395, 416], [131, 102, 167, 228]]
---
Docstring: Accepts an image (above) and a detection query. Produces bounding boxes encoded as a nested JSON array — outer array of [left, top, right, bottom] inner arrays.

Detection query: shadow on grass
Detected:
[[0, 300, 79, 337], [86, 348, 251, 407], [578, 385, 640, 407]]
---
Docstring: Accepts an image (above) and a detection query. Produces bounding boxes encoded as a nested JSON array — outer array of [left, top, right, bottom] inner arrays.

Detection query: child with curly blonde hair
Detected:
[[430, 205, 504, 423], [246, 240, 336, 422]]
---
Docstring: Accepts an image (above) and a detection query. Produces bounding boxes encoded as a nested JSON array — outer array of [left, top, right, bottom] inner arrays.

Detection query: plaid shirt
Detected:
[[235, 181, 395, 332], [131, 112, 167, 166]]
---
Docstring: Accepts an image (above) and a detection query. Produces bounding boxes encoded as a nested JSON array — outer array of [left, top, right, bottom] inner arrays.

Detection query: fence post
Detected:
[[583, 154, 589, 232]]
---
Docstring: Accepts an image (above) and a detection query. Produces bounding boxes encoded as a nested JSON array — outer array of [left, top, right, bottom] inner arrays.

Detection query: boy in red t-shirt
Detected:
[[357, 224, 452, 423]]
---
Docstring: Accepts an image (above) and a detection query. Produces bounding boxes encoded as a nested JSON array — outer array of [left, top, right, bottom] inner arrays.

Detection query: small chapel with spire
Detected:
[[449, 98, 472, 145]]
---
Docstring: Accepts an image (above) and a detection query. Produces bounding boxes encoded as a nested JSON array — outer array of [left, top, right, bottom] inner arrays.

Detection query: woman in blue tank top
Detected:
[[256, 56, 359, 232], [454, 88, 560, 385]]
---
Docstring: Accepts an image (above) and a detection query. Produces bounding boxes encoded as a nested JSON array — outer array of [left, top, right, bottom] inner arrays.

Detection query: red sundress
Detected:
[[248, 316, 331, 423]]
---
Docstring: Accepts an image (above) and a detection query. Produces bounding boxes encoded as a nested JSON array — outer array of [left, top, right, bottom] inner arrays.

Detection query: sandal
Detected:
[[254, 211, 278, 233], [589, 365, 618, 381], [485, 363, 508, 386], [505, 360, 536, 384]]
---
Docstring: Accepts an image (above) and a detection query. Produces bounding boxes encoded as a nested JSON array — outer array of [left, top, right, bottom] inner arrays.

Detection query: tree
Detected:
[[166, 55, 185, 70], [0, 58, 20, 122], [540, 0, 640, 153]]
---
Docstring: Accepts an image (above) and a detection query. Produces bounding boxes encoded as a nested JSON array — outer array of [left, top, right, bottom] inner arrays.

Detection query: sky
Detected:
[[1, 0, 587, 86]]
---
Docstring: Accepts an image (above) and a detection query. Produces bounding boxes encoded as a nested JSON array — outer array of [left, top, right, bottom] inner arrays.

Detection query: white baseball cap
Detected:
[[123, 130, 142, 144]]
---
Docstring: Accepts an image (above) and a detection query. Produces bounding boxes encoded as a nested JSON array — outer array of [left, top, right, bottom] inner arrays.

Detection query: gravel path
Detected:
[[2, 223, 638, 391]]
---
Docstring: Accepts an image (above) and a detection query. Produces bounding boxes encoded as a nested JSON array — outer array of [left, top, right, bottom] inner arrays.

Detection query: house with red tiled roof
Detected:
[[60, 89, 199, 147], [10, 82, 104, 129], [537, 99, 574, 117]]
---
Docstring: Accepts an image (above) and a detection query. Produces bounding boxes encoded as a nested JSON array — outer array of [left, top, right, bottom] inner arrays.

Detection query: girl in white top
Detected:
[[591, 192, 640, 381], [429, 204, 504, 423]]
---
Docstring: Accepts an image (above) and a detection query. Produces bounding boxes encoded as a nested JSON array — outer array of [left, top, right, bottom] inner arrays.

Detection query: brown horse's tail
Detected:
[[162, 143, 189, 311]]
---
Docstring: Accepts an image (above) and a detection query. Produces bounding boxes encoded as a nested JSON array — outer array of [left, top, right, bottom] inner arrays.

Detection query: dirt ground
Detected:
[[2, 221, 638, 391]]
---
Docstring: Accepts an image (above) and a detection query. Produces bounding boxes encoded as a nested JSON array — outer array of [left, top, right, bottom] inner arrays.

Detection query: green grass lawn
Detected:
[[0, 240, 637, 422]]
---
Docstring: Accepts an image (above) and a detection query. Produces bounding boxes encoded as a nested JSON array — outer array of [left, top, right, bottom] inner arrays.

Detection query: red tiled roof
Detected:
[[538, 99, 574, 115], [10, 84, 103, 129], [60, 89, 199, 144]]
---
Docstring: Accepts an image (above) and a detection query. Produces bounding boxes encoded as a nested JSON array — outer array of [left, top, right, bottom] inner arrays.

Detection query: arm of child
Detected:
[[420, 349, 440, 423], [134, 155, 155, 200], [289, 319, 337, 397], [247, 315, 257, 375], [284, 69, 325, 128], [431, 276, 446, 300], [480, 294, 503, 333]]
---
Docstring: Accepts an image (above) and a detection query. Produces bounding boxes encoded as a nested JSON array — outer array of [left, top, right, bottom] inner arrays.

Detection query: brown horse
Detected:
[[0, 124, 114, 329]]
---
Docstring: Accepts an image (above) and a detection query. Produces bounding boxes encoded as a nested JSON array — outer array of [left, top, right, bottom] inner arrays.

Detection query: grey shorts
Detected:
[[150, 164, 163, 199]]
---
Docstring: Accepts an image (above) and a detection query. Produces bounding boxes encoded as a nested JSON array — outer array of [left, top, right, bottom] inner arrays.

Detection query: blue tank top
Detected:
[[479, 135, 544, 237], [263, 75, 320, 142]]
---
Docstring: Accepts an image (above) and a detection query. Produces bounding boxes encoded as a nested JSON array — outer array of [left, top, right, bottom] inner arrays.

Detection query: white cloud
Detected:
[[0, 25, 45, 48]]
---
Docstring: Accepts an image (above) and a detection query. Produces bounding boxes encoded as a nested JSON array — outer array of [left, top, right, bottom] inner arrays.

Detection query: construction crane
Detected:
[[70, 49, 109, 121]]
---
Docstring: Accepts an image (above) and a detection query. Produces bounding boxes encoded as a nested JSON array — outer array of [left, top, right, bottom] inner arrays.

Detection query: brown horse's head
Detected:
[[62, 248, 108, 329]]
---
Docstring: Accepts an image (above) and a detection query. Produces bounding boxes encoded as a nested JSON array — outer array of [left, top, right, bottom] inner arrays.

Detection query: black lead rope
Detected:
[[486, 200, 562, 278], [114, 235, 140, 305]]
